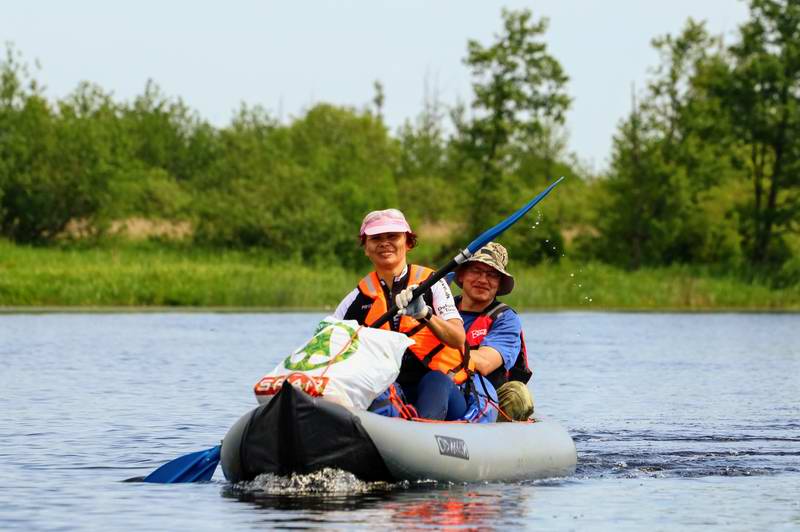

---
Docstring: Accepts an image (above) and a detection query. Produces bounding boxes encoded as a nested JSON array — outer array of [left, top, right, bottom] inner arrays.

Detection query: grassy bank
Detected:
[[508, 263, 799, 310], [0, 241, 797, 310], [0, 241, 354, 309]]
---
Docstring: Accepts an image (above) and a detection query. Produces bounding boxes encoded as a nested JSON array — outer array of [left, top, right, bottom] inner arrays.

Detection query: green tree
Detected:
[[591, 20, 737, 268], [0, 47, 115, 242], [460, 8, 571, 233], [650, 22, 744, 265], [286, 103, 398, 265], [648, 19, 730, 191], [120, 80, 217, 182], [195, 104, 397, 266], [395, 85, 465, 224], [710, 0, 800, 267], [595, 93, 681, 268], [453, 9, 572, 264]]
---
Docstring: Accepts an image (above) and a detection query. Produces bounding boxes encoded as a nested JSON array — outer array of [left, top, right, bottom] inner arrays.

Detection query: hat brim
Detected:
[[361, 222, 412, 236]]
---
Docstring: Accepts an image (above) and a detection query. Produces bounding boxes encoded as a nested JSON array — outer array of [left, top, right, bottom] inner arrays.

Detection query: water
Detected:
[[1, 312, 798, 530]]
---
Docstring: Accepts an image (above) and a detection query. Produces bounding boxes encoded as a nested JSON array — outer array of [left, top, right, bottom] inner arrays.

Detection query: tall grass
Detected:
[[506, 261, 800, 310], [1, 241, 797, 310], [0, 241, 356, 309]]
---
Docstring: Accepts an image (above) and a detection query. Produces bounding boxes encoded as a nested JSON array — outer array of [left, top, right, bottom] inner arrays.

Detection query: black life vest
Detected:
[[459, 297, 531, 390]]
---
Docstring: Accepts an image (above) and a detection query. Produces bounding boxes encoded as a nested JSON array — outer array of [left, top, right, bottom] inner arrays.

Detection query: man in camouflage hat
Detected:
[[454, 242, 534, 422]]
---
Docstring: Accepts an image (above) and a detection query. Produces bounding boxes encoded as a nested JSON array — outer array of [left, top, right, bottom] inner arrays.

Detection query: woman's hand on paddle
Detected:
[[397, 284, 463, 347], [396, 285, 432, 321]]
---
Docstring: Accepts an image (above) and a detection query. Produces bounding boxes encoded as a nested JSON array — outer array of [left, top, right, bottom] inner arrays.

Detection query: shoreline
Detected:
[[2, 242, 797, 310], [2, 306, 798, 314]]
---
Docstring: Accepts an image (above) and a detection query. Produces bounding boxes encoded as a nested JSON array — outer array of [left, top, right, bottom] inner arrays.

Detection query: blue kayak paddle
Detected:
[[371, 176, 565, 328], [141, 444, 221, 483], [138, 176, 564, 484]]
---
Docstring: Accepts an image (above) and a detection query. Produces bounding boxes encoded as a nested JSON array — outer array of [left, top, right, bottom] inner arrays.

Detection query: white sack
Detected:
[[254, 316, 413, 410]]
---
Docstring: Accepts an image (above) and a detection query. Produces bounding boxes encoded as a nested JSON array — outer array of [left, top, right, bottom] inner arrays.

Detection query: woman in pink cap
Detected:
[[332, 209, 472, 421]]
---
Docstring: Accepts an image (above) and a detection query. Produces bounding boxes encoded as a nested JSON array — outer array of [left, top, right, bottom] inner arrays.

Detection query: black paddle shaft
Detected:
[[370, 257, 460, 329]]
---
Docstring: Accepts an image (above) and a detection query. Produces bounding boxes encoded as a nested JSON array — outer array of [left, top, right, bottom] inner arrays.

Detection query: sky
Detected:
[[2, 1, 750, 172]]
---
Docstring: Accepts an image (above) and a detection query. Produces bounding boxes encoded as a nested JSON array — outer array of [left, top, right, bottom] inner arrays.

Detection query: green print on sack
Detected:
[[283, 322, 360, 371]]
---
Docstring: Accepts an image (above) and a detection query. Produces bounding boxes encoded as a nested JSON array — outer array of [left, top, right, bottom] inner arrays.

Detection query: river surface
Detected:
[[1, 312, 798, 531]]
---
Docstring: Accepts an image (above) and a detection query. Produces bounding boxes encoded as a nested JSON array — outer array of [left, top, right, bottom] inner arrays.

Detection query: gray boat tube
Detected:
[[352, 409, 576, 482], [221, 382, 576, 483]]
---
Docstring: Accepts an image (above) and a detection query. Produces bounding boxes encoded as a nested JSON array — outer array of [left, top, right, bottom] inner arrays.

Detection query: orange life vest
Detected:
[[358, 265, 472, 384]]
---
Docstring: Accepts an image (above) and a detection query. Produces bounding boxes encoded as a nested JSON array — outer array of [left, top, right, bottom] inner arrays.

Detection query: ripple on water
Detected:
[[3, 312, 799, 530]]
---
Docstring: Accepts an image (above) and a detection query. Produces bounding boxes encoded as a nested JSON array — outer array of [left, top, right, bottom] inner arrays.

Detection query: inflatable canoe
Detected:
[[221, 383, 576, 483]]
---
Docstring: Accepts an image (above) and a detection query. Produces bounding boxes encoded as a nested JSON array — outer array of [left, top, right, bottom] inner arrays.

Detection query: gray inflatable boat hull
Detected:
[[352, 409, 576, 482], [221, 383, 576, 483]]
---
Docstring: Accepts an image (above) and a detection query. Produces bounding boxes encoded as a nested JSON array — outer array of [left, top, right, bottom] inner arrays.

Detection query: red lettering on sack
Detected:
[[254, 373, 329, 397]]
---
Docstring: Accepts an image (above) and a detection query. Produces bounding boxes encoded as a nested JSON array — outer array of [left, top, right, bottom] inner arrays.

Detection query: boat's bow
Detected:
[[221, 382, 392, 483]]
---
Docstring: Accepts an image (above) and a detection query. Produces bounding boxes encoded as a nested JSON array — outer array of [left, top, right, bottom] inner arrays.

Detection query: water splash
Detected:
[[568, 271, 592, 305], [232, 468, 397, 496], [530, 209, 543, 230]]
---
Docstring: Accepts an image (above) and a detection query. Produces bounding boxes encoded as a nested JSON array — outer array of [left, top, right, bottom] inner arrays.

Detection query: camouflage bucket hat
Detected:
[[455, 241, 515, 296]]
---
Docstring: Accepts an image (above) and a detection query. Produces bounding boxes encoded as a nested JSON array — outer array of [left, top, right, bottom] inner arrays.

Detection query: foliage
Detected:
[[1, 240, 796, 308], [0, 2, 798, 289], [194, 103, 397, 267], [589, 21, 727, 268], [0, 49, 114, 243], [395, 90, 465, 225], [709, 0, 800, 267], [587, 1, 800, 276], [457, 8, 572, 247], [0, 239, 357, 307]]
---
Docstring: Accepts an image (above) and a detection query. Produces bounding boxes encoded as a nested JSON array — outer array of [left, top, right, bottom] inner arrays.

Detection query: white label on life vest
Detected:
[[469, 328, 488, 340]]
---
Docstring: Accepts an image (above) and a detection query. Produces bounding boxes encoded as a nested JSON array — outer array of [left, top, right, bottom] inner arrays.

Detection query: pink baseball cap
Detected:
[[359, 208, 412, 236]]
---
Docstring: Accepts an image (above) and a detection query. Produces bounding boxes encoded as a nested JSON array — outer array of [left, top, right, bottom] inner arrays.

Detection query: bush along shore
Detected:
[[3, 4, 800, 290], [1, 241, 797, 311]]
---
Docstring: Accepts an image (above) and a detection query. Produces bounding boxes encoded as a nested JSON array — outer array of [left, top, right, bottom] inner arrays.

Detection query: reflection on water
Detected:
[[224, 472, 538, 529], [384, 488, 510, 529]]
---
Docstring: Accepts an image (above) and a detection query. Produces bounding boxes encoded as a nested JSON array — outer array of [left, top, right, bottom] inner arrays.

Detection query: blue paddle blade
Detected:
[[467, 176, 565, 254], [142, 445, 221, 483]]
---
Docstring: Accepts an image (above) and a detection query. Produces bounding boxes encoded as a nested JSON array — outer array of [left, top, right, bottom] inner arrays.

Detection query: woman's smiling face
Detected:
[[364, 232, 409, 271]]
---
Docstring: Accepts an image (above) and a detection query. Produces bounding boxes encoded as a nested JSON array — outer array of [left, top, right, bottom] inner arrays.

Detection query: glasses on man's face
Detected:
[[465, 266, 501, 282]]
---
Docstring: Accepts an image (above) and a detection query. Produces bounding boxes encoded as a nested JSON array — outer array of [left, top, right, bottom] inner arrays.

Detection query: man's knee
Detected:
[[420, 371, 451, 388], [496, 381, 534, 422]]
